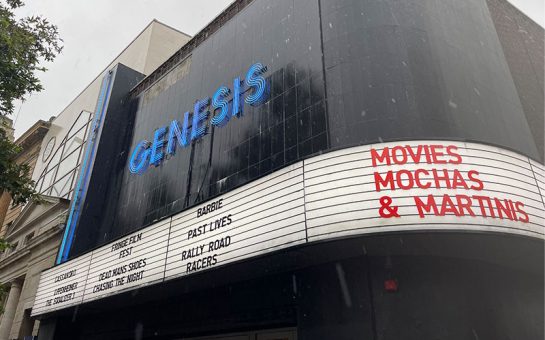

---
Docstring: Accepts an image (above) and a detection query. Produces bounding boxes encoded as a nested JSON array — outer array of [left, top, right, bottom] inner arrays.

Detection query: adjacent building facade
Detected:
[[0, 196, 68, 340], [31, 0, 544, 339], [0, 119, 55, 340], [0, 116, 16, 230], [32, 20, 191, 201], [0, 20, 191, 340], [1, 120, 52, 237]]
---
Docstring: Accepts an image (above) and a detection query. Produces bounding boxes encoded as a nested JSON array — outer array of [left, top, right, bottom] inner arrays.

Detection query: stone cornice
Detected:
[[0, 224, 63, 284]]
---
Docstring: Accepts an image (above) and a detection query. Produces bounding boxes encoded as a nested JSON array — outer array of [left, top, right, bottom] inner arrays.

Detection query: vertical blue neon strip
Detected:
[[56, 71, 114, 264]]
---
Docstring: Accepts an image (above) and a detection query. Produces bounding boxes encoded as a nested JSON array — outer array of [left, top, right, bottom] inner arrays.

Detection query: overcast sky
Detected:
[[8, 0, 544, 138]]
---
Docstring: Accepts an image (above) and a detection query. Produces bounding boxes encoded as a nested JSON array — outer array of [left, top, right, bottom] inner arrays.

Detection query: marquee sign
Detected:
[[33, 141, 545, 316], [164, 163, 306, 280], [32, 253, 92, 315], [305, 141, 544, 240], [33, 163, 306, 316], [82, 219, 170, 303]]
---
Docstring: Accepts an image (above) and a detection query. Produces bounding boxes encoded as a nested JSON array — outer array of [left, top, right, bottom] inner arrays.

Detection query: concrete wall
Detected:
[[31, 20, 191, 187], [10, 234, 60, 339], [0, 198, 68, 340], [144, 22, 191, 75]]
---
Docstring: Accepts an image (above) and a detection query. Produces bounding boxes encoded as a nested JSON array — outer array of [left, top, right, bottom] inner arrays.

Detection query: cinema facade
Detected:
[[32, 0, 543, 339]]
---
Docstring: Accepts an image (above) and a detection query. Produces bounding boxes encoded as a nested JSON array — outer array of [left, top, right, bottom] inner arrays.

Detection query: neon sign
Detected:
[[129, 63, 268, 174]]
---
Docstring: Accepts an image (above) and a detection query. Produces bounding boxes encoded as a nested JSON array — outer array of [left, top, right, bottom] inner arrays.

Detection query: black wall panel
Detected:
[[50, 234, 544, 340], [69, 0, 543, 258]]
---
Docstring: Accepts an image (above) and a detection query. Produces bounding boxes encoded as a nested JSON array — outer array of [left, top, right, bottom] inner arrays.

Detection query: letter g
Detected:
[[129, 140, 151, 174]]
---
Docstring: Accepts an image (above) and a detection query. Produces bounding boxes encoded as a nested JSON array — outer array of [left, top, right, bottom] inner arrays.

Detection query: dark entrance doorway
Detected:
[[184, 328, 296, 340]]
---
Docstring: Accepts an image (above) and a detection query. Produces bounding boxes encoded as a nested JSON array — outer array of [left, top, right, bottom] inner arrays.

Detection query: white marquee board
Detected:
[[304, 141, 545, 240], [164, 163, 306, 280], [82, 219, 170, 303], [32, 141, 545, 316], [33, 252, 92, 315]]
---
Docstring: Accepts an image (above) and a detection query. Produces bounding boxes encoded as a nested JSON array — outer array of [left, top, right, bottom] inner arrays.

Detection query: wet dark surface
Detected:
[[70, 0, 542, 258], [49, 233, 544, 340]]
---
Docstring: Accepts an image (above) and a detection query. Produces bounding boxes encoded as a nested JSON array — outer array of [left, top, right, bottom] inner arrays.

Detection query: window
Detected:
[[24, 232, 34, 246]]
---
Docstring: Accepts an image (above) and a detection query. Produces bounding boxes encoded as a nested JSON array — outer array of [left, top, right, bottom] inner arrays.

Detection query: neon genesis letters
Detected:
[[129, 63, 268, 174]]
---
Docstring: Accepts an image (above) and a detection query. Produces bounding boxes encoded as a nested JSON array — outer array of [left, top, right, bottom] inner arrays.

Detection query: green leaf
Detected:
[[0, 0, 63, 116]]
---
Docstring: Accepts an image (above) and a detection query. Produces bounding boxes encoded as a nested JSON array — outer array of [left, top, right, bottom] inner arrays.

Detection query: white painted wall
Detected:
[[31, 21, 191, 187]]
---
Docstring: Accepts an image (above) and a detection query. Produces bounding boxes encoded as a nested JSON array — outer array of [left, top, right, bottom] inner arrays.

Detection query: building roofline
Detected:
[[14, 119, 50, 149], [504, 0, 544, 28], [6, 195, 68, 240], [152, 19, 192, 39], [49, 20, 192, 125], [131, 0, 250, 96]]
